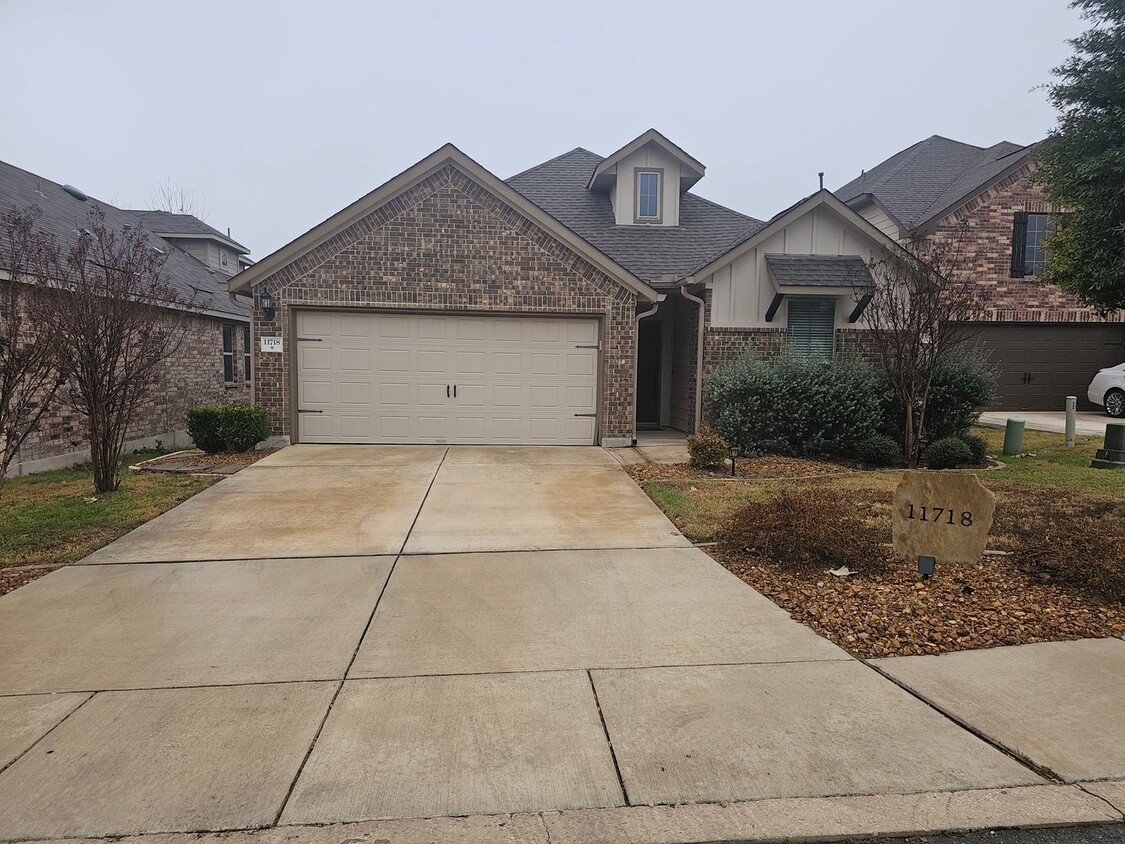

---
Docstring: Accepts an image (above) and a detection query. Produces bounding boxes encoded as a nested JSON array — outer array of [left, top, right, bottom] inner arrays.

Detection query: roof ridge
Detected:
[[506, 147, 602, 182], [913, 143, 1035, 225]]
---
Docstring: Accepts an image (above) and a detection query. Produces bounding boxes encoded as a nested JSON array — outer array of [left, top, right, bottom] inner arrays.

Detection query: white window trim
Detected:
[[634, 168, 663, 224]]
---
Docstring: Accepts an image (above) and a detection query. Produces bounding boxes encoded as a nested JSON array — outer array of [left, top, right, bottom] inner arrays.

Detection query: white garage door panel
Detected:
[[295, 312, 599, 445]]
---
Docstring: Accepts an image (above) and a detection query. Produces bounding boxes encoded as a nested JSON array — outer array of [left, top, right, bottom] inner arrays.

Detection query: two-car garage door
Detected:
[[295, 311, 600, 444]]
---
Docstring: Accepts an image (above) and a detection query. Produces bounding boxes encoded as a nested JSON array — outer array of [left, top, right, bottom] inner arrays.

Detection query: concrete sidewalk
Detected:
[[0, 445, 1121, 842]]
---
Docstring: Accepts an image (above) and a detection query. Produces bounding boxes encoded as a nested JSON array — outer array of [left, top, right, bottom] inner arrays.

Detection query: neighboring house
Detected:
[[836, 135, 1125, 409], [0, 159, 254, 475], [229, 129, 900, 447]]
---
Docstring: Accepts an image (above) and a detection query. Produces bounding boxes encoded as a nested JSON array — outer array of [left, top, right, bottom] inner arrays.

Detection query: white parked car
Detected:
[[1088, 363, 1125, 418]]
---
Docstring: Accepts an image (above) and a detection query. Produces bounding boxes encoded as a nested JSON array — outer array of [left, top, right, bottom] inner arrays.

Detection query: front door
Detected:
[[636, 321, 662, 428]]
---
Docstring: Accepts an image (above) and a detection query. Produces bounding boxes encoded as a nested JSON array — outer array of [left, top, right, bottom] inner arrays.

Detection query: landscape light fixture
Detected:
[[259, 290, 275, 321], [729, 445, 741, 477]]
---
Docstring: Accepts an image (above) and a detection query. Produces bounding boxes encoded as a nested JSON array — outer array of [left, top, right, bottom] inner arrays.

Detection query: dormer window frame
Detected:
[[634, 168, 664, 224]]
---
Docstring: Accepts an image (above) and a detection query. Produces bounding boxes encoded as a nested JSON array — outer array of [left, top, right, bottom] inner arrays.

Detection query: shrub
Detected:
[[923, 436, 973, 469], [721, 488, 888, 572], [218, 405, 268, 453], [704, 351, 884, 458], [923, 349, 998, 441], [186, 406, 226, 454], [960, 432, 989, 465], [855, 434, 902, 467], [186, 404, 267, 453], [688, 428, 729, 469]]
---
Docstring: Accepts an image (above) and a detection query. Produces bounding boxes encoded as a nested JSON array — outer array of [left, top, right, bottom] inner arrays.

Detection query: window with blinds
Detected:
[[786, 298, 836, 358]]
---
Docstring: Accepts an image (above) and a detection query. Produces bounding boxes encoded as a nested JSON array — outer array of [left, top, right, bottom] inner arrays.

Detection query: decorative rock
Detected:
[[892, 471, 996, 566]]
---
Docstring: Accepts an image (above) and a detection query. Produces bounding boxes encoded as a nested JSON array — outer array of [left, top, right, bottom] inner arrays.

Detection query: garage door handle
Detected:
[[296, 337, 322, 342], [447, 385, 450, 398], [453, 385, 457, 398], [575, 344, 599, 349], [574, 413, 596, 417], [298, 409, 323, 414]]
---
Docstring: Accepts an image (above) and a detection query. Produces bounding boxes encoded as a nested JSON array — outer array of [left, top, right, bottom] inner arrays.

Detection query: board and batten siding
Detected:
[[704, 205, 885, 329], [608, 144, 685, 227], [850, 198, 903, 242]]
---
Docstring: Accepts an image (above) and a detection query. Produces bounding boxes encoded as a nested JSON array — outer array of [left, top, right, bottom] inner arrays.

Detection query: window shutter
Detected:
[[1010, 211, 1028, 278], [786, 298, 836, 358]]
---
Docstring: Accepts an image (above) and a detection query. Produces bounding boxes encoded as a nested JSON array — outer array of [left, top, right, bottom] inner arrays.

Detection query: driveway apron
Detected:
[[0, 445, 1046, 839]]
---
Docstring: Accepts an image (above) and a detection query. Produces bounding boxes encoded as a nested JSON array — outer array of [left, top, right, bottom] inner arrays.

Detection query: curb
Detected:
[[22, 783, 1123, 844]]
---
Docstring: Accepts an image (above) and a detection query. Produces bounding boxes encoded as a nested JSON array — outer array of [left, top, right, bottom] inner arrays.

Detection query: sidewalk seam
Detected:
[[862, 659, 1064, 783], [0, 692, 95, 778]]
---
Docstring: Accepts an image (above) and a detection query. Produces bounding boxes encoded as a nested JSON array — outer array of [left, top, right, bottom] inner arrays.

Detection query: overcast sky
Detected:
[[4, 1, 1083, 258]]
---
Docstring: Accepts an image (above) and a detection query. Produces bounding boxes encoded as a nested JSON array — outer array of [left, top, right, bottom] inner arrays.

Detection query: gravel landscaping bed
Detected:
[[0, 566, 57, 597], [718, 548, 1125, 659], [134, 448, 278, 474], [627, 455, 854, 483]]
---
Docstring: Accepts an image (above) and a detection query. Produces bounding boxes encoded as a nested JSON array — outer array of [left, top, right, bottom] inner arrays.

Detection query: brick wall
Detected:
[[251, 164, 638, 444], [925, 164, 1122, 323], [16, 312, 250, 467]]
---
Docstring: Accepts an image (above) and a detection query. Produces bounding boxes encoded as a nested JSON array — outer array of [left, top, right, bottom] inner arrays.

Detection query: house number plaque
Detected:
[[260, 337, 284, 353], [891, 470, 995, 566]]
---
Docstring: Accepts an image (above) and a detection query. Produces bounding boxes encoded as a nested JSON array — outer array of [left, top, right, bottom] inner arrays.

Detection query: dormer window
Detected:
[[635, 170, 662, 223]]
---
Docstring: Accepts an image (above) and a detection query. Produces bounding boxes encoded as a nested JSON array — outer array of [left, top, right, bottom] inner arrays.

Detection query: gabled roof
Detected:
[[0, 159, 249, 319], [688, 189, 907, 282], [587, 129, 706, 193], [508, 148, 762, 284], [765, 254, 873, 290], [835, 135, 1034, 234], [228, 144, 662, 303], [127, 210, 249, 253]]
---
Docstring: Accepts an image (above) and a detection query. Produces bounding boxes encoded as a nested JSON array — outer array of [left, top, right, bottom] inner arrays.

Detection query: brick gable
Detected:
[[252, 164, 638, 443]]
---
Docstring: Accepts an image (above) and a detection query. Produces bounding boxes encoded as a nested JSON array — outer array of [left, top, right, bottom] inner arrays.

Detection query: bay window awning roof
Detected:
[[765, 254, 874, 292]]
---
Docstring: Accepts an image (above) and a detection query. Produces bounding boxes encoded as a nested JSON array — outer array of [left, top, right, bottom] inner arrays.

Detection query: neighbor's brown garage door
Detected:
[[967, 323, 1125, 410]]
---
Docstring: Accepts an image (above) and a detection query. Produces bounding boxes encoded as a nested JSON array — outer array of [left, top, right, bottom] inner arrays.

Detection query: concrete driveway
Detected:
[[0, 446, 1053, 839]]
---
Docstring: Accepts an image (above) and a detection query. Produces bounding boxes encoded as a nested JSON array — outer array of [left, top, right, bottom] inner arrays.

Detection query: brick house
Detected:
[[836, 135, 1125, 409], [0, 159, 254, 475], [230, 131, 902, 446], [231, 129, 1121, 448]]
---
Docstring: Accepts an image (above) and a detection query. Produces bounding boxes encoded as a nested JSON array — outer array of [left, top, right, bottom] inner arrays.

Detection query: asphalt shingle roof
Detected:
[[834, 135, 1032, 233], [0, 159, 248, 319], [126, 210, 249, 252], [506, 148, 764, 284], [765, 253, 873, 289]]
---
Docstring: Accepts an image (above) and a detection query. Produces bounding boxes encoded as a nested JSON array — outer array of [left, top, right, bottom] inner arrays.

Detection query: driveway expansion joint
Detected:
[[587, 669, 630, 807]]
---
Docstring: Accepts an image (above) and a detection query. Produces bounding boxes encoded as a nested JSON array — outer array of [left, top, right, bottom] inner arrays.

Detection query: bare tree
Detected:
[[44, 208, 199, 492], [0, 208, 65, 484], [860, 227, 985, 466], [148, 177, 209, 221]]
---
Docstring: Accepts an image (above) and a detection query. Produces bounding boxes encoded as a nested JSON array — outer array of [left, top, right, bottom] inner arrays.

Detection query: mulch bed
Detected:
[[627, 455, 854, 483], [0, 567, 57, 597], [133, 448, 278, 474], [712, 481, 1125, 659]]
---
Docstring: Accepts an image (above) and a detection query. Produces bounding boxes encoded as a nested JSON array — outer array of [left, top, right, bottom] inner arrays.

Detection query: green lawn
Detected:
[[0, 458, 218, 568], [973, 426, 1125, 497]]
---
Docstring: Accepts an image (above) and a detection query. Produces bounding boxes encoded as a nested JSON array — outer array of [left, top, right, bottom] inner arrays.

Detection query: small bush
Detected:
[[218, 405, 268, 453], [704, 351, 884, 458], [722, 488, 888, 572], [186, 404, 267, 453], [688, 428, 729, 469], [923, 436, 973, 469], [878, 348, 998, 445], [856, 434, 902, 467], [960, 432, 989, 465], [186, 406, 226, 454]]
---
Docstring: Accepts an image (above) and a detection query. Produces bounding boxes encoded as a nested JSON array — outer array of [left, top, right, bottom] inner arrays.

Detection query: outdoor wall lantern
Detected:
[[258, 290, 275, 321], [729, 445, 741, 477]]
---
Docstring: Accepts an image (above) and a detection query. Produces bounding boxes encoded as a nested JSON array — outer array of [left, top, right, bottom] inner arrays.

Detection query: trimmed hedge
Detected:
[[855, 434, 902, 467], [703, 351, 884, 458], [688, 428, 729, 469], [187, 404, 267, 454], [923, 436, 973, 469]]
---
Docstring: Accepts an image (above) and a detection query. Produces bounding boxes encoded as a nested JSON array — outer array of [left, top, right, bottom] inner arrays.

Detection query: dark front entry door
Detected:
[[637, 321, 663, 428]]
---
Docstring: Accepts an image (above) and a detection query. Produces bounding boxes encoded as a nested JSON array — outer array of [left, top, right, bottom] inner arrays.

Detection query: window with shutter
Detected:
[[1010, 211, 1028, 278], [786, 298, 836, 358]]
